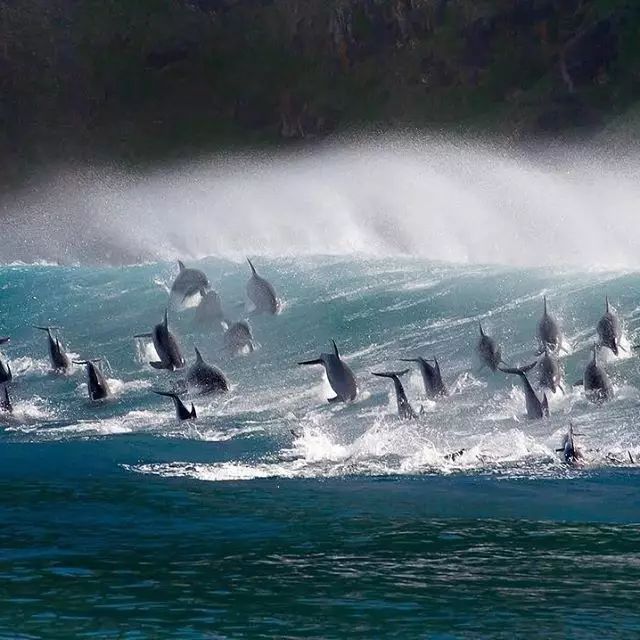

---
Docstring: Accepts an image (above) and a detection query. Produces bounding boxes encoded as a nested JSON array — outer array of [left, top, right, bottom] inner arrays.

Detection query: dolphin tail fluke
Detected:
[[400, 358, 421, 363], [247, 258, 257, 275], [499, 362, 537, 376], [372, 369, 410, 379], [298, 358, 323, 366], [153, 390, 178, 399], [134, 333, 153, 339]]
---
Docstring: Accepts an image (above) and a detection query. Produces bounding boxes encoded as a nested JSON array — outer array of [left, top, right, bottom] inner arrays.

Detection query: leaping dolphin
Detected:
[[538, 346, 564, 394], [500, 362, 549, 420], [223, 320, 255, 355], [0, 384, 12, 414], [372, 369, 417, 420], [185, 347, 229, 395], [298, 340, 358, 403], [401, 356, 448, 399], [34, 326, 71, 372], [135, 309, 185, 371], [556, 423, 584, 465], [246, 258, 280, 315], [170, 260, 210, 306], [153, 390, 197, 421], [537, 296, 562, 353], [477, 323, 503, 372], [0, 337, 11, 385], [597, 296, 623, 356], [193, 289, 225, 328], [73, 359, 111, 401], [581, 344, 614, 403]]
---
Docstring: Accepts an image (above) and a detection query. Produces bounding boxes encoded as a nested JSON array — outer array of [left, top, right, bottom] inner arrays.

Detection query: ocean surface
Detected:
[[1, 256, 640, 639]]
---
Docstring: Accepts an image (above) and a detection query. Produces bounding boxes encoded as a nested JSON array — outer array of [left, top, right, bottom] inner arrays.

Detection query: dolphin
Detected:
[[0, 384, 12, 414], [597, 296, 623, 356], [538, 346, 564, 394], [537, 296, 562, 352], [193, 289, 225, 328], [582, 345, 614, 403], [500, 362, 549, 420], [135, 309, 185, 371], [185, 347, 229, 395], [246, 258, 280, 315], [372, 369, 417, 419], [556, 423, 584, 465], [153, 390, 197, 421], [477, 322, 503, 372], [0, 337, 11, 385], [170, 260, 210, 305], [223, 320, 255, 354], [400, 356, 448, 399], [298, 340, 358, 403], [73, 359, 111, 401], [34, 326, 71, 372]]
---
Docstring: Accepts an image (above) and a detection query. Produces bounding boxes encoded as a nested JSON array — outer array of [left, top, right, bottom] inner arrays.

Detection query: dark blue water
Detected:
[[1, 257, 640, 638]]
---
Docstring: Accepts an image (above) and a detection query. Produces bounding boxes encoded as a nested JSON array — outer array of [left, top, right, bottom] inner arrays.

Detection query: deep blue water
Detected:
[[1, 257, 640, 639]]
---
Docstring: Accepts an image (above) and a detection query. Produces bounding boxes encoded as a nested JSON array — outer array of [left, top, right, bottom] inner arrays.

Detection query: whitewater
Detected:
[[1, 138, 640, 638]]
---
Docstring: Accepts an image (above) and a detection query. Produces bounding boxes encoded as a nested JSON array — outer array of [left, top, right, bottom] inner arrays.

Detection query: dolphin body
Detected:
[[582, 345, 614, 403], [185, 348, 229, 395], [223, 320, 255, 354], [538, 346, 564, 394], [477, 323, 503, 372], [153, 390, 196, 420], [74, 360, 111, 401], [170, 260, 210, 305], [0, 385, 12, 414], [597, 296, 623, 356], [537, 296, 562, 352], [0, 337, 11, 385], [298, 340, 358, 403], [557, 423, 583, 465], [34, 326, 71, 372], [135, 310, 185, 371], [372, 369, 417, 420], [500, 362, 549, 420], [246, 259, 280, 315], [401, 356, 448, 399], [193, 290, 225, 328]]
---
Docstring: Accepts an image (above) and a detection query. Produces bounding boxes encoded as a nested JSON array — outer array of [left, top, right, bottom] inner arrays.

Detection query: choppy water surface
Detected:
[[1, 256, 640, 638]]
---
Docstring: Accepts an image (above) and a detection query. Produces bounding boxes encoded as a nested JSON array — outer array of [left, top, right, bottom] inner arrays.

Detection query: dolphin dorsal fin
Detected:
[[247, 258, 257, 276], [606, 295, 610, 312], [592, 344, 598, 366], [543, 295, 548, 314], [194, 347, 203, 363], [478, 322, 485, 337], [332, 340, 340, 358], [178, 260, 186, 272], [163, 309, 169, 328]]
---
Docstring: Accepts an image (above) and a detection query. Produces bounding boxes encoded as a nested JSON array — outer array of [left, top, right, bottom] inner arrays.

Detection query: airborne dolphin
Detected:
[[153, 390, 197, 421], [401, 356, 448, 399], [170, 260, 210, 306], [556, 423, 584, 465], [582, 345, 614, 403], [73, 359, 111, 401], [500, 362, 549, 420], [0, 384, 12, 414], [0, 337, 11, 385], [135, 310, 185, 371], [597, 296, 623, 356], [477, 323, 503, 372], [186, 347, 229, 395], [372, 369, 417, 420], [223, 320, 255, 355], [193, 289, 225, 328], [34, 326, 71, 372], [298, 340, 358, 403], [538, 346, 564, 394], [537, 296, 562, 353], [246, 258, 280, 315]]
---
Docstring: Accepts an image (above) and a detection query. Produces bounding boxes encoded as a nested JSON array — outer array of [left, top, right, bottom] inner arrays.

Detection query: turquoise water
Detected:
[[1, 257, 640, 638]]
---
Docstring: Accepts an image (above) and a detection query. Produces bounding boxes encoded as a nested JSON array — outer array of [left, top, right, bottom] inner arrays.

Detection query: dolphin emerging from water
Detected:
[[193, 289, 225, 328], [401, 356, 448, 399], [581, 344, 614, 403], [298, 340, 358, 403], [597, 296, 623, 356], [477, 323, 503, 372], [73, 359, 111, 401], [557, 423, 584, 465], [538, 346, 564, 394], [500, 361, 549, 420], [170, 260, 210, 306], [135, 310, 185, 371], [537, 296, 562, 353], [223, 320, 255, 355], [34, 326, 71, 372], [153, 390, 197, 421], [372, 369, 417, 419], [186, 347, 229, 395], [0, 337, 11, 385], [246, 258, 280, 315]]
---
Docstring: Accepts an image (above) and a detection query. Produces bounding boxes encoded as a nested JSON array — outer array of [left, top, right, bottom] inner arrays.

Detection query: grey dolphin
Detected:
[[538, 346, 564, 394], [186, 347, 229, 395], [537, 296, 562, 352], [170, 260, 210, 305], [477, 322, 503, 372], [597, 296, 623, 356], [582, 345, 614, 403], [34, 326, 71, 372], [0, 337, 11, 385], [223, 320, 255, 355], [153, 390, 196, 421], [298, 340, 358, 403], [401, 356, 448, 399], [193, 289, 225, 328], [500, 362, 549, 420], [135, 309, 185, 371], [73, 359, 111, 401], [372, 369, 417, 420], [0, 384, 12, 414], [556, 423, 584, 465], [247, 258, 280, 315]]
